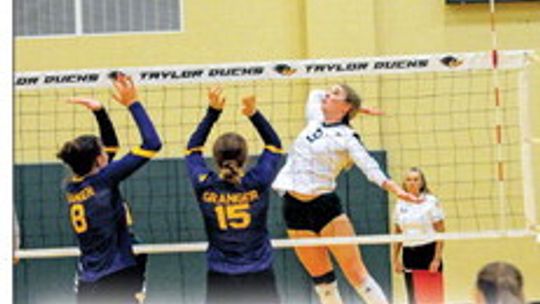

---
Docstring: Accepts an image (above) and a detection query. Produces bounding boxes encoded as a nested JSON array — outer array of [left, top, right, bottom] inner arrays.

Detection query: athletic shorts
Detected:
[[206, 269, 280, 304], [77, 254, 147, 304], [283, 192, 344, 233], [402, 242, 443, 271]]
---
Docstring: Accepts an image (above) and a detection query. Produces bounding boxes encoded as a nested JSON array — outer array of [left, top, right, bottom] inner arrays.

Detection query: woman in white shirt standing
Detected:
[[392, 167, 445, 304], [272, 84, 419, 304]]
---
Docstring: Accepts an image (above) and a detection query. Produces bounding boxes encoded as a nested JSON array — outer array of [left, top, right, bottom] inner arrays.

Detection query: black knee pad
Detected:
[[312, 271, 336, 285]]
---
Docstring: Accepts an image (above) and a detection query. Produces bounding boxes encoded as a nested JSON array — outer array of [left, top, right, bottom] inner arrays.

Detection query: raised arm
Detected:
[[305, 89, 326, 123], [68, 98, 120, 160], [242, 95, 282, 151], [94, 108, 119, 159], [185, 87, 225, 190], [186, 87, 225, 152], [100, 74, 162, 184], [242, 95, 283, 189]]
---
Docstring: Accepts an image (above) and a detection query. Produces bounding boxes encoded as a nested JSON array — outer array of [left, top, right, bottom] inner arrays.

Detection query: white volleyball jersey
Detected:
[[393, 194, 444, 247], [272, 89, 388, 195]]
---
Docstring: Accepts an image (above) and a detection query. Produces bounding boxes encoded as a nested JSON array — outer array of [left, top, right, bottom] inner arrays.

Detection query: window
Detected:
[[15, 0, 76, 36], [82, 0, 181, 34], [15, 0, 181, 37]]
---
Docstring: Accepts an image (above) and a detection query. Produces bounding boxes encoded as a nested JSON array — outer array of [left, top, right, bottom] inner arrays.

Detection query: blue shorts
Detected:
[[206, 269, 279, 304], [76, 254, 146, 304]]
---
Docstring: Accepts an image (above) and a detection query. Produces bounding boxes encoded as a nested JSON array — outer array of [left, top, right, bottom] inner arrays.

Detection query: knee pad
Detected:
[[312, 270, 336, 285]]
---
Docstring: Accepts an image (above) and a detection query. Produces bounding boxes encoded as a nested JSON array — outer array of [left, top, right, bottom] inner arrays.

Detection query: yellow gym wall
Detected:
[[15, 0, 308, 69], [15, 0, 540, 303]]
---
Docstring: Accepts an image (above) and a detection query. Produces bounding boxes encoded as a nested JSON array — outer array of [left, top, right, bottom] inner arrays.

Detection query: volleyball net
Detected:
[[14, 50, 538, 260]]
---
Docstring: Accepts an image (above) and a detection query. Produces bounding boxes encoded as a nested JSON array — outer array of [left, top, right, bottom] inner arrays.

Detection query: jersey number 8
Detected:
[[70, 204, 88, 234], [214, 204, 251, 230]]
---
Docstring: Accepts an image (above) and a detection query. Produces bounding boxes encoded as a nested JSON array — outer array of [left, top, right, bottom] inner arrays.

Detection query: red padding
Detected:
[[412, 270, 444, 304]]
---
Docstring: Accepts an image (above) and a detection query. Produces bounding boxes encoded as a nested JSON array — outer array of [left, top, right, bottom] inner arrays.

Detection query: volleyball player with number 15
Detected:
[[185, 87, 282, 304]]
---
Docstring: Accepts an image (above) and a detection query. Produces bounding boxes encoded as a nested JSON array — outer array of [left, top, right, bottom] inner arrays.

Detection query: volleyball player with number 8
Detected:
[[57, 73, 161, 304], [67, 81, 148, 302], [185, 87, 282, 304]]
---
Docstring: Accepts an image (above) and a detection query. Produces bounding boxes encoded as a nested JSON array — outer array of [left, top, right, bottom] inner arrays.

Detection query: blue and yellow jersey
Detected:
[[185, 107, 282, 275], [93, 108, 120, 160], [64, 102, 161, 282], [93, 107, 138, 237]]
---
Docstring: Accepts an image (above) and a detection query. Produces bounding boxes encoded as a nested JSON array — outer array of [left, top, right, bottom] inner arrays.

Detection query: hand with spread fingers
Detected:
[[241, 95, 257, 117], [208, 86, 226, 110], [111, 74, 138, 107], [68, 97, 103, 111]]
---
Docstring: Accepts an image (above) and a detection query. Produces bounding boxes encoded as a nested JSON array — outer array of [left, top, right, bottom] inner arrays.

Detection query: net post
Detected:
[[517, 54, 538, 234], [518, 56, 537, 233]]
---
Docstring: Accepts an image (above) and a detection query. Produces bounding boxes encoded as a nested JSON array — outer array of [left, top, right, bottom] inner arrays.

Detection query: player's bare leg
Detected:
[[321, 214, 388, 304], [288, 229, 343, 304]]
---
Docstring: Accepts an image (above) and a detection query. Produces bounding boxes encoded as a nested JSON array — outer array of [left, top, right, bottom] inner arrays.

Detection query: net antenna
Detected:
[[488, 0, 538, 240]]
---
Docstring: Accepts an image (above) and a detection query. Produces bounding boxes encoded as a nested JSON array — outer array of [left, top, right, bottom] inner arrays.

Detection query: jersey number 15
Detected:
[[214, 204, 251, 230]]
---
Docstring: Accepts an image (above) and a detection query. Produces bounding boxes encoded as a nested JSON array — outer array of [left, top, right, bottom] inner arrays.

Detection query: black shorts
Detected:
[[283, 192, 344, 233], [206, 269, 280, 304], [77, 254, 147, 304], [402, 242, 443, 271]]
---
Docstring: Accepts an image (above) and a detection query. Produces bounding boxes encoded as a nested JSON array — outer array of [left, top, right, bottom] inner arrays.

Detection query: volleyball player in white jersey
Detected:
[[392, 167, 445, 304], [272, 84, 419, 304]]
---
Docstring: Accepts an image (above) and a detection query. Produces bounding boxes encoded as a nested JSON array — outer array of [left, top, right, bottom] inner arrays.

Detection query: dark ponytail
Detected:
[[57, 135, 102, 176], [213, 132, 247, 184], [220, 160, 243, 184]]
